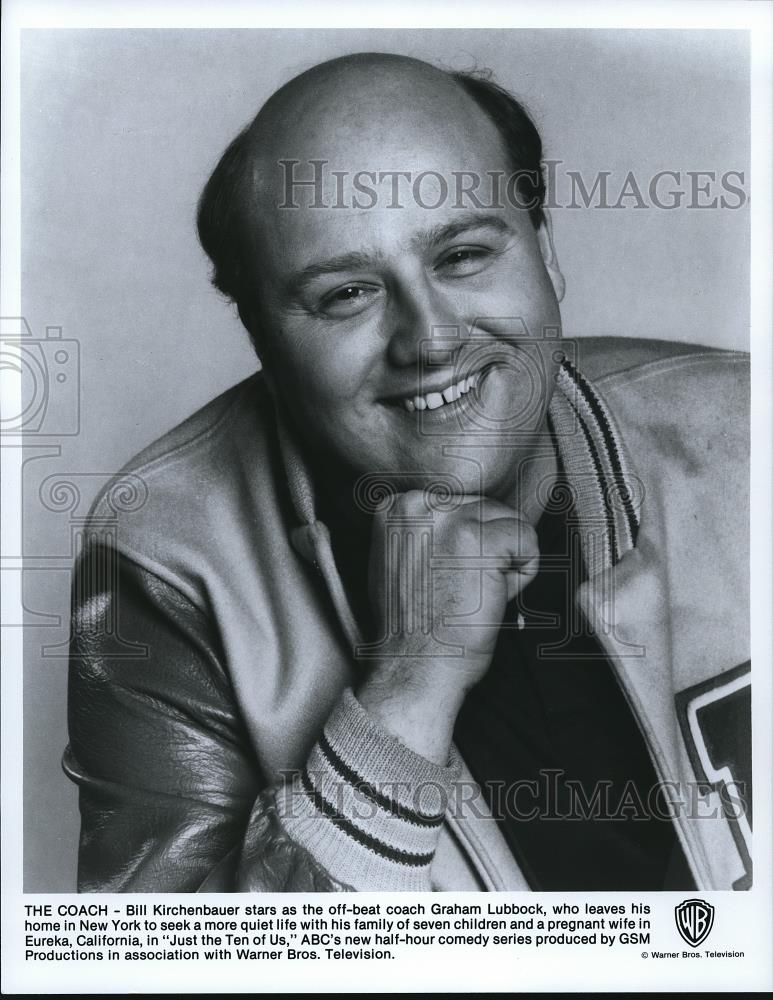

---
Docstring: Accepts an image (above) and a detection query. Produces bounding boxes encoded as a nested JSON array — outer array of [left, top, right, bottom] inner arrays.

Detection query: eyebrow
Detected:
[[413, 213, 512, 252], [283, 212, 512, 297]]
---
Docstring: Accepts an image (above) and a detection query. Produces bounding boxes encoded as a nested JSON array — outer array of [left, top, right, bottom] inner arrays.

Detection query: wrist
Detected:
[[274, 688, 461, 891], [357, 659, 471, 764]]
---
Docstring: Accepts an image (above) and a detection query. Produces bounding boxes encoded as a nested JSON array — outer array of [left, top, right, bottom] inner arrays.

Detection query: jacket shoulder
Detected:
[[84, 373, 283, 601], [102, 374, 266, 484], [572, 336, 747, 382]]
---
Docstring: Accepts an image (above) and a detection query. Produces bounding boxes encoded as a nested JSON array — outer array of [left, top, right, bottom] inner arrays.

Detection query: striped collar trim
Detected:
[[548, 356, 641, 576]]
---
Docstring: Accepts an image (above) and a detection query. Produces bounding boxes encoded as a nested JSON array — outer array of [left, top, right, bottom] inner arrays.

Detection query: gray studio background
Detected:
[[20, 29, 749, 891]]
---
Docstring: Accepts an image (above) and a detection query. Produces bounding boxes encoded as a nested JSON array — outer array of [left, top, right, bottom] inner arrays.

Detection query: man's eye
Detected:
[[332, 286, 364, 302], [318, 283, 379, 317], [445, 249, 479, 264], [437, 246, 492, 273]]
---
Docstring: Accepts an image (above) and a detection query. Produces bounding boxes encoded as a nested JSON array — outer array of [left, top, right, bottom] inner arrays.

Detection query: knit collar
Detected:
[[549, 357, 641, 575], [276, 356, 643, 649]]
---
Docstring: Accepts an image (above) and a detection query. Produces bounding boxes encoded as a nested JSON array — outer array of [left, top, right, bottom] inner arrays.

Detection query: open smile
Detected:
[[384, 363, 500, 424], [402, 368, 485, 412]]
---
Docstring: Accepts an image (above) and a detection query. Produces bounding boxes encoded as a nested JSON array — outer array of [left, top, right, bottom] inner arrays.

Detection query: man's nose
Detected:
[[384, 276, 466, 368]]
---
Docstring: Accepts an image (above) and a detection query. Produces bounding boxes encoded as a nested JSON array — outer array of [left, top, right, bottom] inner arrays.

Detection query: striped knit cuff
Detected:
[[274, 688, 461, 891]]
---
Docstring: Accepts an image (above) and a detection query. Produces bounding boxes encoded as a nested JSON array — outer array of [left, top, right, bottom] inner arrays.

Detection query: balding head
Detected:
[[249, 53, 500, 168], [255, 52, 470, 129]]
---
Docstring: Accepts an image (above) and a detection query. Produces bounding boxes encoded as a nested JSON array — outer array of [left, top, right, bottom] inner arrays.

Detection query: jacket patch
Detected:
[[675, 662, 752, 889]]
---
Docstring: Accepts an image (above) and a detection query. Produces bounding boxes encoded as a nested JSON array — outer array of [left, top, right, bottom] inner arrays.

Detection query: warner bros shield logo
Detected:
[[675, 899, 715, 947]]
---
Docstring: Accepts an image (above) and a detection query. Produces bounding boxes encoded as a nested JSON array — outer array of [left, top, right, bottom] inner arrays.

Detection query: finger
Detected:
[[482, 516, 539, 565], [452, 494, 532, 528], [482, 517, 540, 602]]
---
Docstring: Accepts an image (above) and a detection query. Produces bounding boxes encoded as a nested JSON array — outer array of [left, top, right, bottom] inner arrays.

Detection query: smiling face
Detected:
[[242, 56, 564, 507]]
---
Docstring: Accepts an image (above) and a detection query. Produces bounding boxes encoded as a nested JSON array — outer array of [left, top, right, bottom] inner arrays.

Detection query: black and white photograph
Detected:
[[2, 0, 771, 994]]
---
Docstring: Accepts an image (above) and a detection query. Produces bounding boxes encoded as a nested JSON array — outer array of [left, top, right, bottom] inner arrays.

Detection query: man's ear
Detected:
[[537, 209, 565, 303], [238, 300, 266, 367]]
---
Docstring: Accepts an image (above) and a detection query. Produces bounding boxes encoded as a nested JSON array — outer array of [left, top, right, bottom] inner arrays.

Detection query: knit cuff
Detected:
[[274, 688, 461, 891]]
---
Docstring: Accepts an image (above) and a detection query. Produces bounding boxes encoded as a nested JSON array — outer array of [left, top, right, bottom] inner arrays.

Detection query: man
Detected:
[[63, 53, 751, 892]]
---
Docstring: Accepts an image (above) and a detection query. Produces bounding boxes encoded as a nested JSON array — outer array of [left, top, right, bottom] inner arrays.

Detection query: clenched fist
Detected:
[[357, 490, 540, 764]]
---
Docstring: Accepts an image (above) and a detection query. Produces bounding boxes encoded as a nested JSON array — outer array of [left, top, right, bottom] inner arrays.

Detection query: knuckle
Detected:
[[447, 515, 481, 550]]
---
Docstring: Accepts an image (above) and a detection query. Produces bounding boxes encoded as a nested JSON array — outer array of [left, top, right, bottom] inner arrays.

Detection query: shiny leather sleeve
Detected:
[[63, 542, 351, 893]]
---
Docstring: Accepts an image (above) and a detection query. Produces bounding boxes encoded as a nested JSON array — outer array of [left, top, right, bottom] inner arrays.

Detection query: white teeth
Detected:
[[402, 368, 485, 412]]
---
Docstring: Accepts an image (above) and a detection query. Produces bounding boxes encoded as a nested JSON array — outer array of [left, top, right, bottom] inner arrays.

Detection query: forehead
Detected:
[[245, 74, 513, 272]]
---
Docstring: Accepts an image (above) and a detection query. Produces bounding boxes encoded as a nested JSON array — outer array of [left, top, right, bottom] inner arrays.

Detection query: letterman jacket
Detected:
[[62, 337, 752, 893]]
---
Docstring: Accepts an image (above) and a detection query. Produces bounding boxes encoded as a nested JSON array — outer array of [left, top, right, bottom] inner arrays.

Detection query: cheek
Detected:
[[264, 324, 375, 415], [464, 254, 558, 327]]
